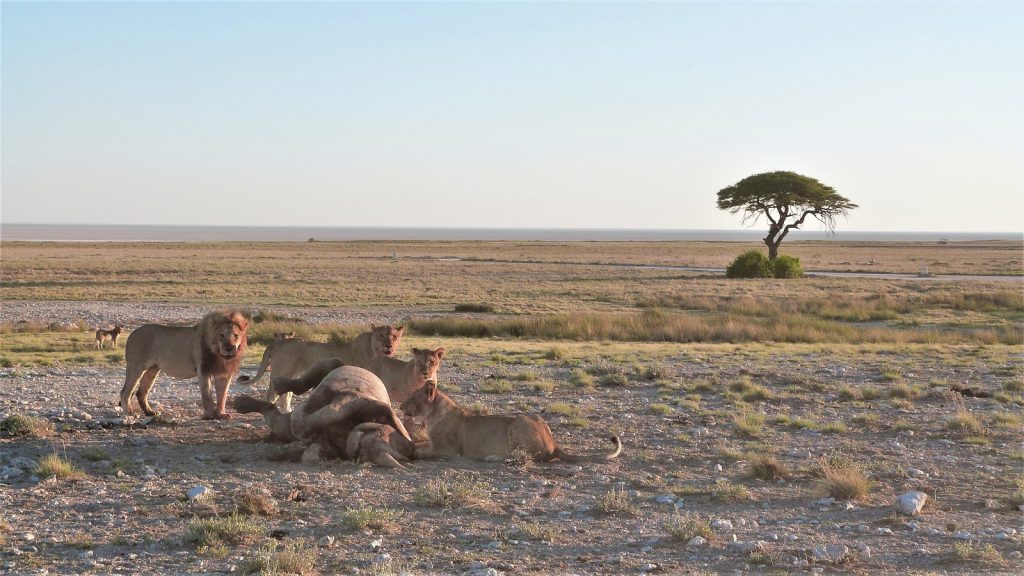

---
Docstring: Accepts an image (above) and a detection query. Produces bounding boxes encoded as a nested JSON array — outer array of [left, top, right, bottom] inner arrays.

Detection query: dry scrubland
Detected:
[[1, 240, 1022, 575]]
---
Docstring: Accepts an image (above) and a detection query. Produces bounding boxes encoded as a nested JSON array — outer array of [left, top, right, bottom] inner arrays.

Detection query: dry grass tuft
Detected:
[[951, 541, 1004, 565], [710, 479, 752, 502], [239, 539, 317, 575], [341, 505, 404, 532], [733, 411, 766, 437], [818, 457, 871, 501], [746, 453, 789, 481], [664, 513, 714, 542], [594, 486, 638, 515], [34, 454, 85, 480], [233, 491, 278, 517], [184, 514, 264, 548], [1, 414, 53, 438], [414, 473, 492, 509]]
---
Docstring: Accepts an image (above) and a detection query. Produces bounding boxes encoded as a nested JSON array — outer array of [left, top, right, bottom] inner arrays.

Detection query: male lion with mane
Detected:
[[119, 310, 249, 420], [237, 324, 403, 411]]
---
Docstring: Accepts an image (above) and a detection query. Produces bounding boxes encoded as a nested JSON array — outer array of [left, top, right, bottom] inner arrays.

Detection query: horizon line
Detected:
[[2, 222, 1022, 236]]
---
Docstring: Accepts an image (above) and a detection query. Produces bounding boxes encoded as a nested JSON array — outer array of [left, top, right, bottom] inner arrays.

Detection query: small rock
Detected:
[[727, 540, 767, 555], [711, 519, 733, 531], [23, 533, 35, 542], [687, 536, 707, 547], [876, 527, 893, 535], [896, 491, 927, 515], [654, 494, 677, 505], [855, 543, 871, 559], [814, 497, 836, 506], [372, 553, 391, 564], [639, 563, 658, 573], [318, 535, 335, 548], [370, 538, 382, 550], [467, 561, 486, 570], [1008, 550, 1023, 560], [954, 531, 972, 540], [186, 486, 212, 500], [10, 457, 38, 470], [906, 467, 927, 477], [812, 544, 849, 564], [713, 463, 723, 473]]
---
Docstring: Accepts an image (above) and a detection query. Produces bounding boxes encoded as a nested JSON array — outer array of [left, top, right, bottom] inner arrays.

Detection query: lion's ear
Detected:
[[371, 324, 379, 330], [434, 348, 445, 359], [395, 325, 405, 334], [426, 380, 437, 401], [412, 347, 423, 355]]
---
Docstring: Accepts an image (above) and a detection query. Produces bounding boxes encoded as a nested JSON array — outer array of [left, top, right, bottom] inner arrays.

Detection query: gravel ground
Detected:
[[1, 302, 1023, 575]]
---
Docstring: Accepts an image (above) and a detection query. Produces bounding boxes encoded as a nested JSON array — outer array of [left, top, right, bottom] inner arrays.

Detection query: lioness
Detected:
[[119, 310, 249, 420], [401, 381, 622, 463], [272, 347, 444, 406], [238, 324, 403, 411], [95, 325, 125, 349]]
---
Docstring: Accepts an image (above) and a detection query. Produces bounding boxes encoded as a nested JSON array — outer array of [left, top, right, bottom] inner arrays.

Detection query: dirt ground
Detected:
[[1, 303, 1022, 575]]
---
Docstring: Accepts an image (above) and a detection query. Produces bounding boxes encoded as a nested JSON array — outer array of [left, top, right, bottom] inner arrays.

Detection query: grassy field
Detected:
[[2, 240, 1023, 573], [1, 241, 1022, 367], [1, 240, 1022, 310]]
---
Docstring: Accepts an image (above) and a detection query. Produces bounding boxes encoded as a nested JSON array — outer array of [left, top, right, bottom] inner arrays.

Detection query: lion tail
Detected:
[[553, 435, 622, 463], [237, 342, 275, 384]]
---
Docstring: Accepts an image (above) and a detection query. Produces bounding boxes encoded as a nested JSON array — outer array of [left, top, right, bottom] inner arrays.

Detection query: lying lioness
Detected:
[[95, 325, 124, 349], [401, 381, 622, 463]]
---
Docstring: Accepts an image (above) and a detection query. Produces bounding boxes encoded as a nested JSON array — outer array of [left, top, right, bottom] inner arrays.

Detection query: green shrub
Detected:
[[770, 255, 804, 278], [725, 250, 771, 279]]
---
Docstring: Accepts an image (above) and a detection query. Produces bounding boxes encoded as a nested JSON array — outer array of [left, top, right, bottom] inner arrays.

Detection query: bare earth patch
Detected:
[[1, 302, 1022, 574]]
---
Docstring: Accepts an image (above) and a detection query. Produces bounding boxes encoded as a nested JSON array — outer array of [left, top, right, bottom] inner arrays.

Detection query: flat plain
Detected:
[[1, 239, 1022, 575]]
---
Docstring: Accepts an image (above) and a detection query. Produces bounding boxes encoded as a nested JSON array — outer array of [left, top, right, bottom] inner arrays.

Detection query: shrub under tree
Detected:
[[725, 250, 771, 278]]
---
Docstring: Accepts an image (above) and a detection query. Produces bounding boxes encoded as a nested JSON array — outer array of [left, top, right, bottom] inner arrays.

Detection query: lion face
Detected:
[[211, 314, 249, 359], [401, 382, 439, 421], [412, 347, 444, 384], [371, 325, 404, 358]]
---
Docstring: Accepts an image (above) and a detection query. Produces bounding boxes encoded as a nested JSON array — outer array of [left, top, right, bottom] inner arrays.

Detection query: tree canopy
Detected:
[[717, 171, 857, 260]]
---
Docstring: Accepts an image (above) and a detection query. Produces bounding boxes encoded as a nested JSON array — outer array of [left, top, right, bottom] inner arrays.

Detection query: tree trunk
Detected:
[[764, 235, 780, 261]]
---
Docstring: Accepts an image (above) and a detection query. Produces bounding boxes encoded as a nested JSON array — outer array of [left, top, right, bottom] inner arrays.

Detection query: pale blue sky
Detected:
[[2, 1, 1022, 232]]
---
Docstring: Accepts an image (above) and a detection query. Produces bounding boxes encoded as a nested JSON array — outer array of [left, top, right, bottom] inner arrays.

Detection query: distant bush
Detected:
[[725, 251, 771, 278], [455, 303, 495, 313], [770, 255, 804, 278]]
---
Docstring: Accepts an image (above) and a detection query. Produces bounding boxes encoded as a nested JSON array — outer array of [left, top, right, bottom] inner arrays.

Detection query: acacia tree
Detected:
[[717, 171, 857, 261]]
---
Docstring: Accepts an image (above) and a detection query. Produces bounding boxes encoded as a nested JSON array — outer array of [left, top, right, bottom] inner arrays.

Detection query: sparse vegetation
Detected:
[[415, 474, 492, 509], [818, 457, 871, 501], [239, 539, 317, 575], [746, 453, 788, 481], [233, 491, 278, 517], [1, 414, 53, 437], [184, 514, 263, 548], [594, 487, 637, 515], [569, 368, 594, 387], [664, 513, 714, 542], [710, 479, 752, 502], [951, 541, 1003, 564], [34, 454, 84, 480], [733, 411, 766, 437], [341, 506, 404, 532]]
